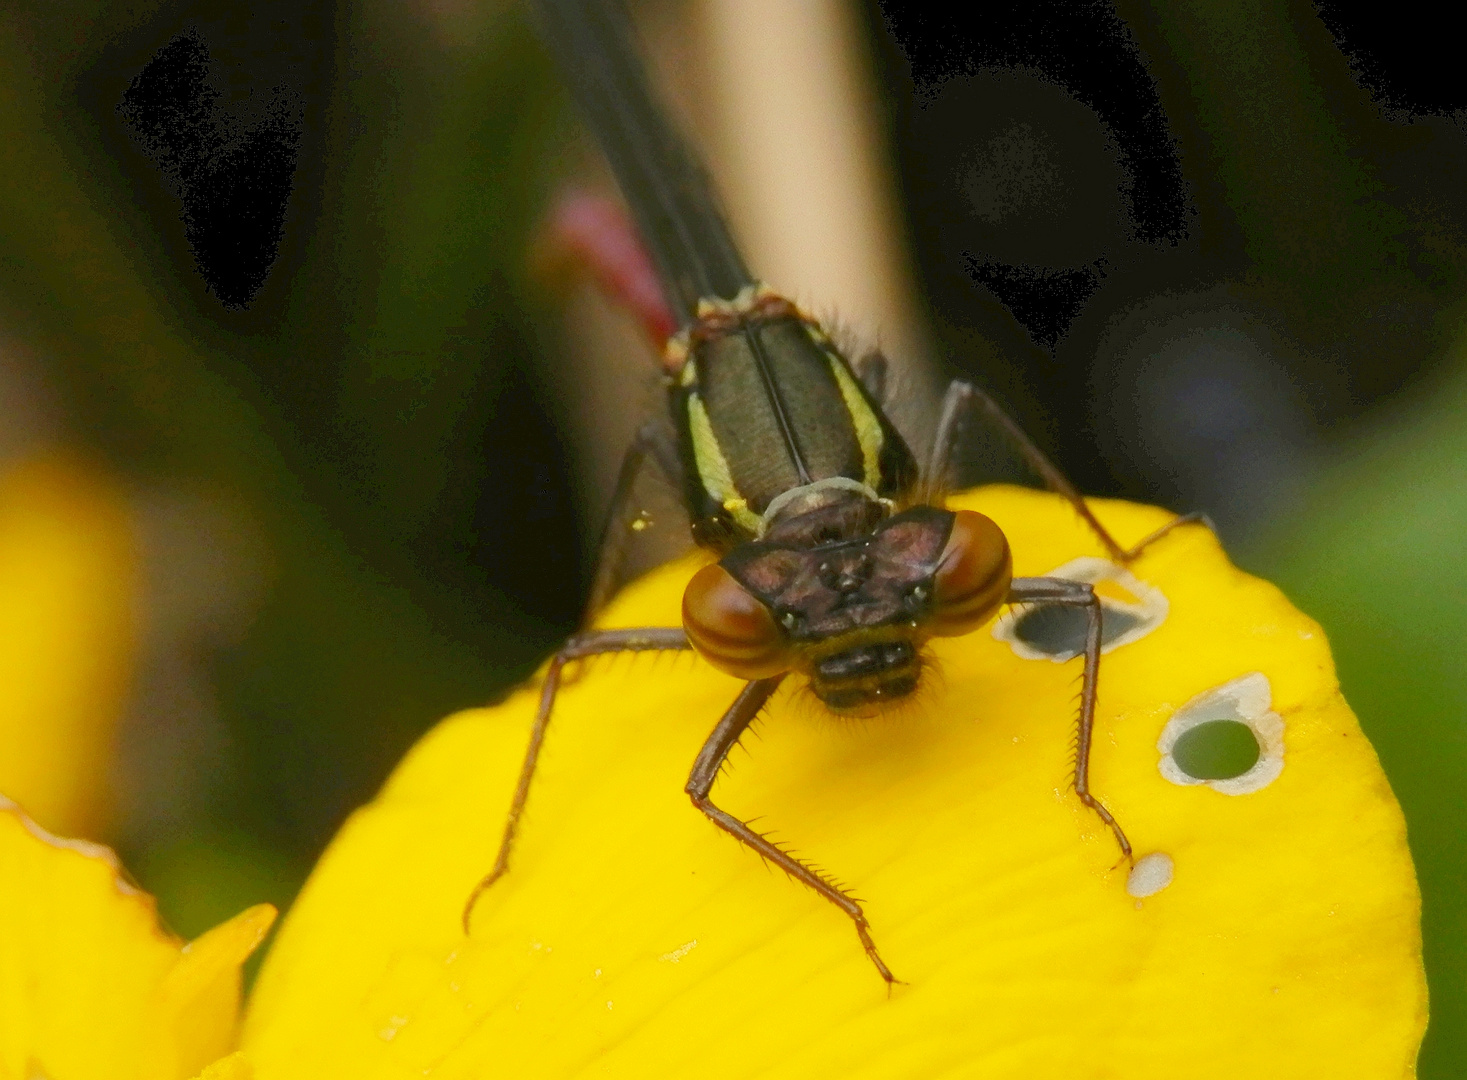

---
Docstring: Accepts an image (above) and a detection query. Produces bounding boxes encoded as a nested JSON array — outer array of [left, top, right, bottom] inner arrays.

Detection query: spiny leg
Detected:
[[685, 676, 900, 986], [583, 418, 685, 627], [463, 626, 692, 932], [1008, 576, 1132, 863], [928, 379, 1206, 563]]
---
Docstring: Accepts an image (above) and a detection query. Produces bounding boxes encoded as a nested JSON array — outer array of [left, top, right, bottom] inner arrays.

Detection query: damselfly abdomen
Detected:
[[464, 0, 1202, 984]]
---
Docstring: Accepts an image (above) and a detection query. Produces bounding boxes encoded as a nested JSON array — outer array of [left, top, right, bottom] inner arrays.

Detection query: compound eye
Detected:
[[930, 510, 1012, 637], [682, 563, 793, 679]]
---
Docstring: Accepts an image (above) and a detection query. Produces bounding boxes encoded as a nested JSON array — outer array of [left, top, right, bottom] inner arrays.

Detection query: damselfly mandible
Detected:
[[463, 0, 1203, 985]]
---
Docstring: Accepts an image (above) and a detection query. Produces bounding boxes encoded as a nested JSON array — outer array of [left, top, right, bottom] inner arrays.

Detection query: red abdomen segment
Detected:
[[545, 188, 678, 352]]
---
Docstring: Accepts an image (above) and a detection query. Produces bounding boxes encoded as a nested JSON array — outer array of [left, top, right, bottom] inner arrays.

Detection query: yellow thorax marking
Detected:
[[687, 393, 761, 534], [677, 283, 886, 533], [826, 352, 885, 489]]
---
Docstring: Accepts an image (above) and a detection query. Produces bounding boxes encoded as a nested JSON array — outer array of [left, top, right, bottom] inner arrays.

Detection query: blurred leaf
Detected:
[[0, 0, 560, 885], [1248, 359, 1467, 1077]]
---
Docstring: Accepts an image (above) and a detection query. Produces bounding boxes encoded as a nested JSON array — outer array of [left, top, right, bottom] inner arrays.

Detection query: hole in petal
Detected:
[[1171, 719, 1261, 780], [1011, 603, 1145, 658], [1158, 672, 1284, 795], [994, 556, 1167, 661]]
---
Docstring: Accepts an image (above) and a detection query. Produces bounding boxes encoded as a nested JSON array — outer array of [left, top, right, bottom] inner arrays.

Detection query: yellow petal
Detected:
[[163, 905, 277, 1078], [0, 796, 275, 1080], [243, 487, 1424, 1078], [188, 1052, 252, 1080], [0, 453, 137, 837]]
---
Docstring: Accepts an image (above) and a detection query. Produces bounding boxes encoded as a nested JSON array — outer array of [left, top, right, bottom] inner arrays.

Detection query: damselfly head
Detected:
[[682, 504, 1013, 715]]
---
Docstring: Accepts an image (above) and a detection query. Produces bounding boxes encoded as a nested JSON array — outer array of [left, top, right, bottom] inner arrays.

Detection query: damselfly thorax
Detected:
[[666, 284, 1008, 716], [463, 0, 1204, 985]]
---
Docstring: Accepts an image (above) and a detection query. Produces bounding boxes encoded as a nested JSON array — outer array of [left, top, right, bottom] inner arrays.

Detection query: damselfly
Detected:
[[464, 0, 1201, 984]]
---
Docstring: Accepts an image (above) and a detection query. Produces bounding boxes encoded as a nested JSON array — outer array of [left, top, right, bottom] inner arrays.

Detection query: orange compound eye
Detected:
[[929, 510, 1012, 637], [682, 563, 793, 679]]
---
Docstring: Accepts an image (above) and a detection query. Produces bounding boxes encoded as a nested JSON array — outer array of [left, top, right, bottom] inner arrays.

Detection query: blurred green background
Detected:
[[0, 0, 1462, 1073]]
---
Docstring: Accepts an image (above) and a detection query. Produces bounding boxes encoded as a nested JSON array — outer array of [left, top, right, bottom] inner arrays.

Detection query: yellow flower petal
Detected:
[[0, 796, 275, 1079], [243, 488, 1425, 1078], [189, 1052, 252, 1080], [0, 453, 137, 837], [162, 906, 276, 1079]]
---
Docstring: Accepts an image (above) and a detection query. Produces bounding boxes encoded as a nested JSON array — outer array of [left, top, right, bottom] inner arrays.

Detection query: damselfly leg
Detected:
[[462, 625, 691, 932], [463, 421, 691, 931], [926, 381, 1208, 864], [583, 417, 684, 626], [929, 379, 1207, 562], [683, 674, 902, 986], [1006, 575, 1131, 862]]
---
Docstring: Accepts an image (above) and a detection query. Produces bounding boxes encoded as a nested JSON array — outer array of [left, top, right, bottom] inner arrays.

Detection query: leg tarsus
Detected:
[[855, 919, 902, 988], [1115, 509, 1211, 562], [462, 866, 508, 933], [1076, 790, 1133, 866]]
